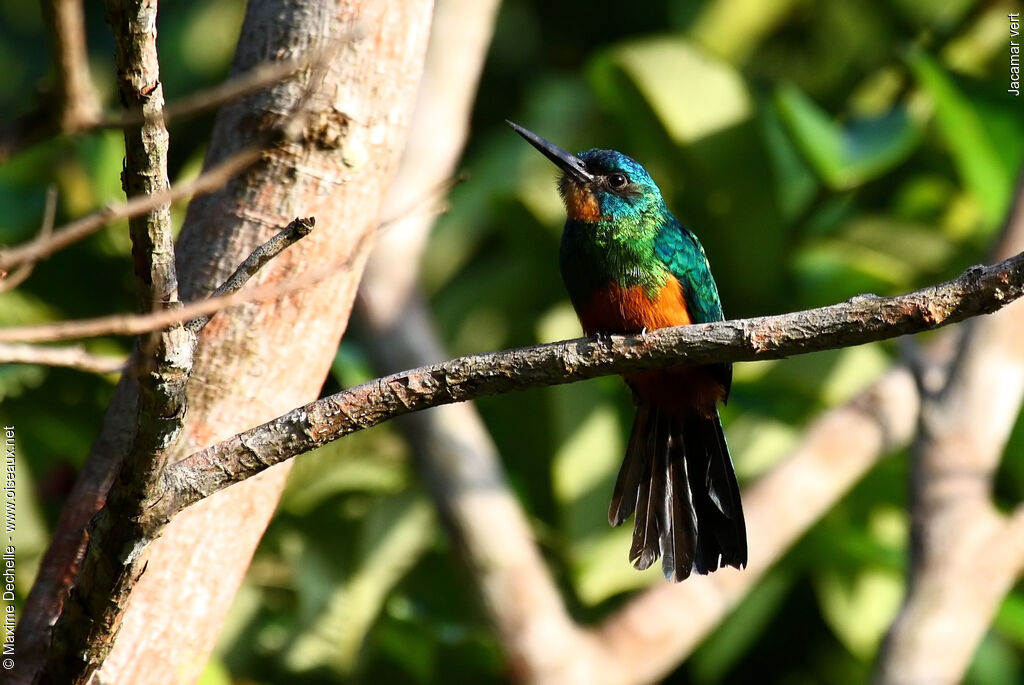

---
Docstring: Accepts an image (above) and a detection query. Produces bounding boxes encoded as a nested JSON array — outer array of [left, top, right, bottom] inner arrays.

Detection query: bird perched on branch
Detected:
[[509, 121, 747, 581]]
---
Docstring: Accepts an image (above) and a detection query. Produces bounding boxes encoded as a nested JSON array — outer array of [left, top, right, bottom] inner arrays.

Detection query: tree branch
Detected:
[[0, 218, 314, 377], [45, 0, 101, 131], [875, 177, 1024, 684], [21, 1, 434, 679], [16, 211, 316, 683], [0, 342, 126, 374], [0, 143, 263, 276], [185, 216, 316, 333], [158, 250, 1024, 521], [95, 44, 346, 131], [353, 0, 563, 676], [0, 0, 104, 159], [34, 212, 317, 685], [0, 230, 353, 344], [0, 186, 57, 293], [0, 23, 340, 164], [37, 1, 191, 680]]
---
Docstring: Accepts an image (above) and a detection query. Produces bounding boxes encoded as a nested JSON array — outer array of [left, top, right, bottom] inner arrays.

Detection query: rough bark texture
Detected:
[[36, 1, 198, 680], [17, 1, 434, 683], [158, 248, 1024, 512]]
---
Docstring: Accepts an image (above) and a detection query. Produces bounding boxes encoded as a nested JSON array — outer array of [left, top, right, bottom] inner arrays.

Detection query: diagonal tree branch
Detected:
[[0, 143, 263, 276], [0, 186, 57, 293], [0, 232, 354, 344], [353, 0, 564, 676], [18, 1, 437, 682], [94, 44, 345, 131], [185, 216, 315, 333], [33, 212, 317, 685], [0, 218, 314, 377], [157, 250, 1024, 522], [14, 214, 315, 683], [875, 176, 1024, 684]]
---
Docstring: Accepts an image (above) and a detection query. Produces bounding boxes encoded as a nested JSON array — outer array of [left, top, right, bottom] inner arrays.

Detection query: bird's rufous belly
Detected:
[[578, 275, 725, 414]]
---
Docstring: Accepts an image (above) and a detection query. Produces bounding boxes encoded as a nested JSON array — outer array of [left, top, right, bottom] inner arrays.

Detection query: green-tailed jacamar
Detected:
[[510, 121, 747, 581]]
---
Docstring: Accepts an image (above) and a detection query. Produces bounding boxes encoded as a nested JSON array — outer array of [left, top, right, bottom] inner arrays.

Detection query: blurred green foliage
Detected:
[[3, 0, 1023, 682]]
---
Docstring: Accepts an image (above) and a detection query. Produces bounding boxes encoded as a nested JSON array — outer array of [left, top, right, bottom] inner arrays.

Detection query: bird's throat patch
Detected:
[[564, 185, 603, 222]]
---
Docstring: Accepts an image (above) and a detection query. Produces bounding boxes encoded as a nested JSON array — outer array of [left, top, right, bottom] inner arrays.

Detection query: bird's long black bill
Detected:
[[507, 120, 593, 184]]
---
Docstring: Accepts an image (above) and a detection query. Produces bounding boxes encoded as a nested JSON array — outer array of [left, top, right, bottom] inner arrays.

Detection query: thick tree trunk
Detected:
[[17, 1, 433, 682]]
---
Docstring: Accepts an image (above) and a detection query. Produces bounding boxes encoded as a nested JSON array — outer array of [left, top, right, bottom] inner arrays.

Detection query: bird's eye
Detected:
[[607, 173, 629, 190]]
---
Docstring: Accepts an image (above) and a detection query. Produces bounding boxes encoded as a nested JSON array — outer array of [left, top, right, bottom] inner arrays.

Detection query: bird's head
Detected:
[[508, 121, 665, 225]]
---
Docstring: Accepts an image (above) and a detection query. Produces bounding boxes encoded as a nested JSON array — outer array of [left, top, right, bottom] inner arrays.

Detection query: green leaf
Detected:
[[794, 216, 957, 303], [196, 659, 233, 685], [775, 84, 921, 189], [814, 566, 903, 657], [283, 494, 435, 675], [966, 632, 1023, 685], [906, 49, 1012, 225], [279, 436, 408, 517], [995, 593, 1024, 648], [759, 103, 819, 219], [592, 37, 752, 145], [690, 570, 795, 683]]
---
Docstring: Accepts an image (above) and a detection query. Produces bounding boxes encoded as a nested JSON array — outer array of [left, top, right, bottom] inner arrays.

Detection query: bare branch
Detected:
[[109, 0, 177, 310], [354, 0, 575, 673], [17, 0, 434, 681], [38, 1, 191, 681], [46, 0, 100, 130], [0, 0, 100, 161], [43, 0, 101, 132], [0, 342, 126, 373], [0, 186, 57, 293], [0, 33, 342, 163], [96, 45, 345, 130], [185, 216, 316, 333], [34, 210, 318, 682], [0, 226, 350, 344], [874, 176, 1024, 684], [0, 144, 263, 274], [157, 251, 1024, 519]]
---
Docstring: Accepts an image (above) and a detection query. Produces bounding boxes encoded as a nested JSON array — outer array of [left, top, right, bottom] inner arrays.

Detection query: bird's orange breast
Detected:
[[578, 276, 725, 412], [578, 275, 692, 336]]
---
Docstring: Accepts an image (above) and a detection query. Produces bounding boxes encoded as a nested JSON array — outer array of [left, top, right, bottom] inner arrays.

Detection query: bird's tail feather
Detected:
[[609, 403, 747, 581]]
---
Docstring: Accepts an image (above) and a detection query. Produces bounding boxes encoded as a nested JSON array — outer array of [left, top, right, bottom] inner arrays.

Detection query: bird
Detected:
[[509, 121, 747, 581]]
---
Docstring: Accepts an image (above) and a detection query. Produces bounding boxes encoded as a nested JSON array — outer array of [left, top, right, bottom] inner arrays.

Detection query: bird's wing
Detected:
[[655, 217, 732, 398], [654, 217, 724, 325]]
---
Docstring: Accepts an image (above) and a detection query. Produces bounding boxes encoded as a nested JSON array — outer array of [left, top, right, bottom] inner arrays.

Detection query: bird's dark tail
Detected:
[[608, 403, 747, 581]]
